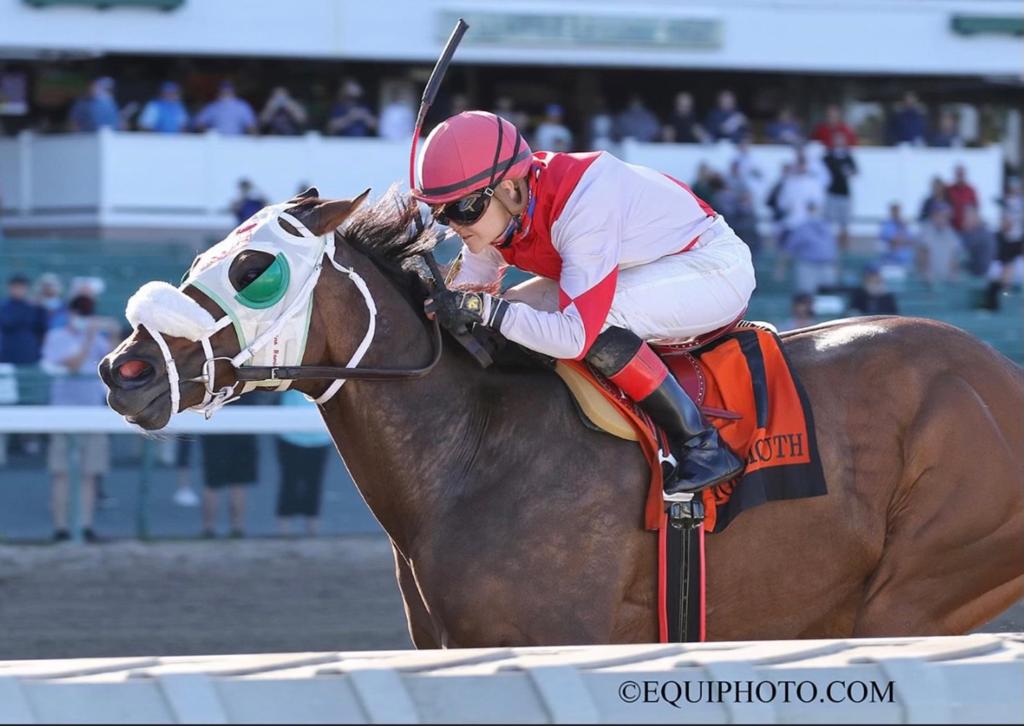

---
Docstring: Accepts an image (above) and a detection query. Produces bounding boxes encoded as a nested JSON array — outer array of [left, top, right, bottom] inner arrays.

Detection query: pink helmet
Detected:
[[412, 111, 533, 205]]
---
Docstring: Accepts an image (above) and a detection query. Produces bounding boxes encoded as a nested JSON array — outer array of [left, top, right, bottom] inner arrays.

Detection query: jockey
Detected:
[[413, 110, 755, 497]]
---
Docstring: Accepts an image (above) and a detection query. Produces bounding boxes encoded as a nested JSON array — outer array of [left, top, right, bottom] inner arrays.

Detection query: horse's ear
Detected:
[[289, 186, 320, 203], [307, 188, 371, 236]]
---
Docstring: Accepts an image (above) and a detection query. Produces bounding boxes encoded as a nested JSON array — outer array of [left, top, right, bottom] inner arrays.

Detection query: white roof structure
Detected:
[[0, 633, 1021, 723]]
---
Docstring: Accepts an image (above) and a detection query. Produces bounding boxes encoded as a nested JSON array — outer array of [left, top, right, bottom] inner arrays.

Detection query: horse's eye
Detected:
[[240, 269, 263, 287]]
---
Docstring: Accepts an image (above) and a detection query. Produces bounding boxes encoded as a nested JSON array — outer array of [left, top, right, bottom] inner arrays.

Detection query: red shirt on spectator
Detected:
[[812, 122, 858, 149], [946, 181, 978, 231]]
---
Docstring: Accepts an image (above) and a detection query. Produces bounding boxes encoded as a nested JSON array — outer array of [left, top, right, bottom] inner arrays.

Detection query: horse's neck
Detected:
[[315, 261, 490, 556]]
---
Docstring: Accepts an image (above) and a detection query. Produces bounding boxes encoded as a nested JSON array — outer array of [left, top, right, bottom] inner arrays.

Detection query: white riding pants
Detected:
[[505, 216, 756, 342]]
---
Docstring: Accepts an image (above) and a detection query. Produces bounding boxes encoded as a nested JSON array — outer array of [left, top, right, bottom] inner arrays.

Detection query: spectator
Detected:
[[919, 176, 950, 221], [449, 93, 471, 116], [848, 263, 899, 315], [40, 294, 119, 542], [982, 213, 1023, 310], [704, 90, 748, 143], [766, 162, 793, 246], [137, 81, 189, 134], [999, 176, 1023, 241], [691, 162, 719, 207], [378, 85, 415, 141], [492, 96, 528, 130], [173, 438, 200, 507], [275, 390, 331, 536], [929, 110, 964, 148], [777, 154, 827, 244], [822, 134, 858, 249], [586, 97, 615, 150], [959, 206, 997, 277], [784, 201, 840, 294], [779, 293, 816, 332], [326, 78, 377, 137], [194, 81, 257, 135], [200, 394, 264, 538], [0, 274, 47, 365], [712, 164, 741, 221], [916, 202, 960, 288], [731, 189, 762, 258], [887, 91, 928, 146], [258, 86, 308, 136], [732, 138, 762, 190], [231, 179, 267, 225], [765, 106, 803, 146], [68, 77, 122, 132], [34, 273, 68, 330], [662, 92, 709, 144], [811, 104, 858, 149], [533, 103, 573, 151], [879, 202, 915, 269], [615, 94, 660, 142], [946, 164, 978, 231]]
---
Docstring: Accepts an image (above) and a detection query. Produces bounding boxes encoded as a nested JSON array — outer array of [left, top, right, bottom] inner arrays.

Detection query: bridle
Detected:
[[143, 229, 449, 421]]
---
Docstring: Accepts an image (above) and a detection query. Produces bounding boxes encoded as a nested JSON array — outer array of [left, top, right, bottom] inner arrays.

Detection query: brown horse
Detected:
[[100, 191, 1024, 647]]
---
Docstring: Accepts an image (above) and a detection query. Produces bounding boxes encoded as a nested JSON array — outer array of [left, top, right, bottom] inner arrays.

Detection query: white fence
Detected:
[[0, 634, 1020, 723], [0, 129, 1005, 237], [0, 405, 324, 434]]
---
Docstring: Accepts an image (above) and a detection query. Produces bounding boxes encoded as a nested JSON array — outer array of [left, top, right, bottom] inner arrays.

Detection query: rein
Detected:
[[235, 316, 443, 383]]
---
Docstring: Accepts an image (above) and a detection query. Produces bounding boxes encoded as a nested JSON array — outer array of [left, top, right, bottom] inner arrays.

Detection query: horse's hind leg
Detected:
[[853, 374, 1024, 636]]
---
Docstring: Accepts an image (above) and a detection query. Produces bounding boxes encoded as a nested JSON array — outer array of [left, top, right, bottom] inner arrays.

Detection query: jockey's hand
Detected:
[[424, 290, 508, 336]]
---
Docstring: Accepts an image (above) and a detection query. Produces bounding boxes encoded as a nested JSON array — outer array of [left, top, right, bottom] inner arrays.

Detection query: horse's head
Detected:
[[99, 186, 376, 431]]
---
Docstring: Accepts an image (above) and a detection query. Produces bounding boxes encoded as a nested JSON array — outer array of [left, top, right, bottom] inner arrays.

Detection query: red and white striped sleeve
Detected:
[[497, 166, 621, 360]]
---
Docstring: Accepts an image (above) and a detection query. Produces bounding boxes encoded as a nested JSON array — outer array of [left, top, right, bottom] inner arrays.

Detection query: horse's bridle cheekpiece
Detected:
[[125, 200, 443, 421]]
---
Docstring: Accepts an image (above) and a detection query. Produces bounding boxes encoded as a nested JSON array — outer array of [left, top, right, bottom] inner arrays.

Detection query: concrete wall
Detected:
[[0, 129, 1005, 239]]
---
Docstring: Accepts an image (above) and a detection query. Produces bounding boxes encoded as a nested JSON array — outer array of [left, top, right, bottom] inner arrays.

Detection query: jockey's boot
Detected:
[[639, 372, 745, 498], [586, 327, 745, 497]]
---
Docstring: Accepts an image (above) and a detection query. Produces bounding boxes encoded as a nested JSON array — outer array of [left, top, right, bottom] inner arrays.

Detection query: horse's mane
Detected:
[[339, 188, 439, 291]]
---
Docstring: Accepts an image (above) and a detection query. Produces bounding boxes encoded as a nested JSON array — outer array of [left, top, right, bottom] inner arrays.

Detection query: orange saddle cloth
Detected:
[[562, 325, 828, 532]]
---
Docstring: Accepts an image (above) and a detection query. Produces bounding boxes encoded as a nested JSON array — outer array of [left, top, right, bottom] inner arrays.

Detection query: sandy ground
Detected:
[[0, 536, 1020, 661]]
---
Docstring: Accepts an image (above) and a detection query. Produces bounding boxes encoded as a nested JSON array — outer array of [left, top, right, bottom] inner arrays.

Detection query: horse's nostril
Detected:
[[119, 360, 152, 380]]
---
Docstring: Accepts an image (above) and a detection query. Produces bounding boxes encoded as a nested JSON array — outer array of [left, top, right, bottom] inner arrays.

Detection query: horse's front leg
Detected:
[[392, 544, 440, 648]]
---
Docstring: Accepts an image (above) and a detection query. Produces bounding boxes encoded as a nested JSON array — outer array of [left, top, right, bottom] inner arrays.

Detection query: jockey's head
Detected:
[[412, 110, 533, 252]]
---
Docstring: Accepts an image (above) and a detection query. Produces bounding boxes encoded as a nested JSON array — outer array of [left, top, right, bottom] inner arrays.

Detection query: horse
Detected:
[[99, 189, 1024, 648]]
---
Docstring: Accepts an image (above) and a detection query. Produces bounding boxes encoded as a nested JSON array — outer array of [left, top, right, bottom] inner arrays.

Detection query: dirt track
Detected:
[[0, 537, 1020, 660]]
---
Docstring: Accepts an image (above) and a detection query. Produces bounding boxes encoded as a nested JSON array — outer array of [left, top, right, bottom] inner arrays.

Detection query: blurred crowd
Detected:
[[5, 72, 992, 153], [678, 128, 1023, 330]]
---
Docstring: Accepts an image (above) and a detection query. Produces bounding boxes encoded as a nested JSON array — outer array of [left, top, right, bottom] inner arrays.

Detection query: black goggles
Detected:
[[432, 188, 493, 227]]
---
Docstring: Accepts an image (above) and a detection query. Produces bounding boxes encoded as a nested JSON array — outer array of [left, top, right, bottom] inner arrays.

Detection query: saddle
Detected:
[[556, 315, 754, 442]]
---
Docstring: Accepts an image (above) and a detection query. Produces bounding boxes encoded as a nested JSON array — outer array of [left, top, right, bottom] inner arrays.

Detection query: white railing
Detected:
[[0, 129, 1005, 235], [0, 634, 1019, 723]]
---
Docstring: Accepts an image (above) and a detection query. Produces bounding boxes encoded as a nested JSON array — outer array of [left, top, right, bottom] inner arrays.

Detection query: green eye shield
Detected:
[[235, 253, 291, 309]]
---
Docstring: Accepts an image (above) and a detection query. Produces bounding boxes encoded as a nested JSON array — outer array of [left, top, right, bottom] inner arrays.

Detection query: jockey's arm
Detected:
[[450, 242, 504, 290], [497, 197, 622, 360]]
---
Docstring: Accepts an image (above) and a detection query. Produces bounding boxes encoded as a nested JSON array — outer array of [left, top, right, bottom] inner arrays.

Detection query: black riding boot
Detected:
[[638, 374, 746, 497], [587, 327, 745, 498]]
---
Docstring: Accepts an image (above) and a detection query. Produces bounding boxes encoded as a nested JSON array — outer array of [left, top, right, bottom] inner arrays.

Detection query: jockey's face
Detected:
[[448, 179, 524, 253]]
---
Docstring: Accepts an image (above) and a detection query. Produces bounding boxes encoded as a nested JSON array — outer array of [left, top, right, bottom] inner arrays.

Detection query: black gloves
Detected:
[[424, 290, 509, 336]]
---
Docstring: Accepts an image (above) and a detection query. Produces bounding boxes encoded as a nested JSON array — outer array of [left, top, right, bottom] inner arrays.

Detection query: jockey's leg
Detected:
[[595, 219, 753, 495], [586, 327, 744, 496]]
